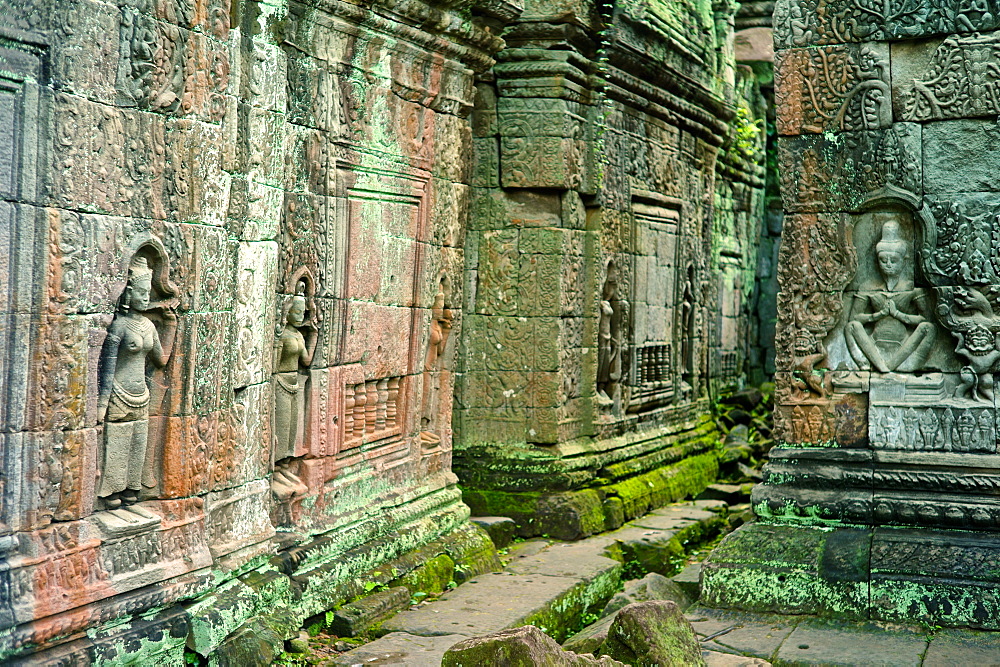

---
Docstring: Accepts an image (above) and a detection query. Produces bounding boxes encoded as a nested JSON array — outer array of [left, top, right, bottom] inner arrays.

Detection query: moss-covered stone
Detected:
[[209, 617, 284, 667], [442, 625, 625, 666], [463, 451, 719, 539], [598, 601, 706, 667], [393, 553, 456, 595], [442, 523, 504, 583], [701, 523, 870, 618], [463, 489, 606, 540]]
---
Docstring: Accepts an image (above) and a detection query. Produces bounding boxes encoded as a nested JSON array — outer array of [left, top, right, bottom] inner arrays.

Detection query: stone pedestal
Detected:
[[703, 1, 1000, 628]]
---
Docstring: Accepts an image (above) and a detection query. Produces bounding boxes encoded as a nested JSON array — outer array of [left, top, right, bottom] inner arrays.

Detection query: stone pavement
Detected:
[[331, 503, 1000, 666], [689, 606, 1000, 666], [333, 501, 726, 665]]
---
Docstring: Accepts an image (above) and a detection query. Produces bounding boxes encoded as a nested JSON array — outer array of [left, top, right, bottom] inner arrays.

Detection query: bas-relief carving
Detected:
[[844, 216, 935, 373], [775, 42, 891, 135], [925, 196, 1000, 286], [596, 261, 626, 410], [936, 286, 1000, 403], [96, 245, 177, 522], [271, 276, 317, 501], [419, 281, 454, 447], [897, 32, 1000, 122], [774, 0, 1000, 47]]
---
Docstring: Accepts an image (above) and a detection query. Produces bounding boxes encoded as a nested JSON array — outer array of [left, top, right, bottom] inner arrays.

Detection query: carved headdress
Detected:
[[120, 256, 154, 313], [875, 220, 906, 256]]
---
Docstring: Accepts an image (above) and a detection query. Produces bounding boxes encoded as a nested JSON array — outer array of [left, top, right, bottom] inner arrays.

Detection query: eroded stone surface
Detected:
[[442, 626, 625, 666]]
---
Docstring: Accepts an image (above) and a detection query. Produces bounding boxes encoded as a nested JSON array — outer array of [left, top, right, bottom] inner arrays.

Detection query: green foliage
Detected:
[[362, 580, 387, 594], [622, 558, 645, 581], [729, 104, 764, 164]]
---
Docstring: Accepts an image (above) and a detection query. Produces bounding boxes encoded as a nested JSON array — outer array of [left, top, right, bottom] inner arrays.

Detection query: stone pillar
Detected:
[[704, 0, 1000, 629]]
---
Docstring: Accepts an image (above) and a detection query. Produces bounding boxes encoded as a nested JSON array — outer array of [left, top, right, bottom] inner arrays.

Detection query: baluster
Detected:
[[344, 388, 355, 439], [376, 379, 388, 430], [365, 381, 378, 434], [387, 377, 400, 427], [353, 384, 366, 437]]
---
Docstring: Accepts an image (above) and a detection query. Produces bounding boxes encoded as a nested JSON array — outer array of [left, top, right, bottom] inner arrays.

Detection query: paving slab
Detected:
[[502, 538, 552, 561], [652, 503, 724, 521], [703, 649, 771, 666], [630, 513, 693, 531], [686, 606, 798, 661], [332, 632, 466, 666], [505, 541, 621, 581], [923, 628, 1000, 666], [380, 572, 584, 637], [774, 617, 928, 667]]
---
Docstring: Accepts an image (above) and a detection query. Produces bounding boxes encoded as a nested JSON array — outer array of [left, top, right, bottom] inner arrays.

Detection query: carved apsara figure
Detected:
[[97, 254, 177, 511], [597, 262, 625, 403], [272, 282, 317, 500], [426, 286, 453, 372], [845, 218, 935, 373], [420, 285, 453, 445]]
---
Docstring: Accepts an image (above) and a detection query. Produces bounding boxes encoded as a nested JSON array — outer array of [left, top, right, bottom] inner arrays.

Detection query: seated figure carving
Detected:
[[845, 219, 935, 373]]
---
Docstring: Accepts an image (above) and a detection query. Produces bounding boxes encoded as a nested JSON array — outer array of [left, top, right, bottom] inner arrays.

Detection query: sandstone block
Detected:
[[443, 625, 625, 666], [599, 601, 705, 667]]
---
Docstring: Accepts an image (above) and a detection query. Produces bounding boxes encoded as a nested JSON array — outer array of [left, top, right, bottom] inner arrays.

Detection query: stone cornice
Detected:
[[291, 0, 517, 71]]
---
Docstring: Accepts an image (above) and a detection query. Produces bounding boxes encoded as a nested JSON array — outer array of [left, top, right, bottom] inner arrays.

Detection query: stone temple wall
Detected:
[[453, 0, 767, 539], [0, 0, 765, 660], [0, 0, 514, 661], [704, 0, 1000, 630]]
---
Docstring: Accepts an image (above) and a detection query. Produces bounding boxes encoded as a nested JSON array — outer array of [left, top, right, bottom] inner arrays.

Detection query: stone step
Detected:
[[334, 501, 729, 665]]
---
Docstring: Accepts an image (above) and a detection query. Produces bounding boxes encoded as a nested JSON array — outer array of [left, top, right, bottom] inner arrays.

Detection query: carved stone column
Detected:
[[703, 0, 1000, 629]]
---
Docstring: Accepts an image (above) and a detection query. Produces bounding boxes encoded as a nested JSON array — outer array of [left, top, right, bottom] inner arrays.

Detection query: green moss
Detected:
[[604, 452, 719, 523], [463, 451, 718, 539], [462, 489, 605, 540], [520, 563, 623, 642], [392, 553, 456, 596], [701, 523, 871, 618]]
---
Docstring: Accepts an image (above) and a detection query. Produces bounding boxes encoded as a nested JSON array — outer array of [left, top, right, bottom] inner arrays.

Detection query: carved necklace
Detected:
[[124, 316, 153, 336]]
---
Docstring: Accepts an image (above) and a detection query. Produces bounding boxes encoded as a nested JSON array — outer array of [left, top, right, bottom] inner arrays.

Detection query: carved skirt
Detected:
[[273, 372, 300, 462]]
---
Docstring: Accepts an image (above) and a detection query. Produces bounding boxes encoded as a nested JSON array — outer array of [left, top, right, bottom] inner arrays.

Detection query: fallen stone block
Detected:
[[562, 615, 616, 655], [472, 516, 517, 549], [672, 562, 702, 599], [442, 625, 626, 666], [599, 601, 706, 667], [720, 388, 763, 412], [602, 572, 692, 616], [697, 483, 745, 504]]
